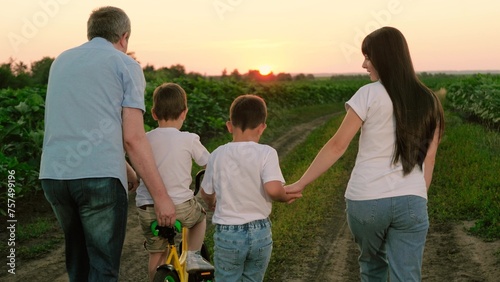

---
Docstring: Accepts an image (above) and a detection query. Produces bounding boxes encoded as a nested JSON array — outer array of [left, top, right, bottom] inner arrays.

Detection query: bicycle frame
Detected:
[[152, 170, 213, 282], [162, 226, 189, 281]]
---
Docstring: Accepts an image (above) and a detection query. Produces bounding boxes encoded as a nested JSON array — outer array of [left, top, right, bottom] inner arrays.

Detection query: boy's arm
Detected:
[[201, 189, 216, 211], [126, 161, 140, 192], [264, 180, 302, 203]]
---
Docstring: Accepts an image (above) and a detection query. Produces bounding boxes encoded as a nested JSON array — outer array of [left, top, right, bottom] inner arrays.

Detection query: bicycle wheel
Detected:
[[153, 266, 180, 282]]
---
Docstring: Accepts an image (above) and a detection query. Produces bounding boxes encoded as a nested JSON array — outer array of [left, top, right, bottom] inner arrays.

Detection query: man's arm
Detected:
[[122, 107, 176, 226]]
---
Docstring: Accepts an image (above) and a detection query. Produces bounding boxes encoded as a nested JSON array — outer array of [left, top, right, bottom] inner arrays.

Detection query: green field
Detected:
[[0, 67, 498, 274]]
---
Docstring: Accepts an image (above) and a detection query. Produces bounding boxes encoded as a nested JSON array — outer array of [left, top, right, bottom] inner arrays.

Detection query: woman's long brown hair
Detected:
[[362, 27, 444, 175]]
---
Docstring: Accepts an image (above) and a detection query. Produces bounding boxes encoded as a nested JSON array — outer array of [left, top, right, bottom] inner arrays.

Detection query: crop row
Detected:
[[446, 74, 500, 128], [3, 73, 496, 211], [0, 77, 362, 208]]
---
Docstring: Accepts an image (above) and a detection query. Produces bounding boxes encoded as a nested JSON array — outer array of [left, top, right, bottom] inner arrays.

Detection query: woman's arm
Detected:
[[424, 127, 441, 190], [285, 108, 362, 193], [264, 180, 302, 203]]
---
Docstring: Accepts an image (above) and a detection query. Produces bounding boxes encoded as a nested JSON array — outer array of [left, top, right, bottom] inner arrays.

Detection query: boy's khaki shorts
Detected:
[[137, 197, 206, 252]]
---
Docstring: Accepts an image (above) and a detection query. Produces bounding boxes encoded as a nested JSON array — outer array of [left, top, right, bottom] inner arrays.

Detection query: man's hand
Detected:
[[154, 197, 176, 227]]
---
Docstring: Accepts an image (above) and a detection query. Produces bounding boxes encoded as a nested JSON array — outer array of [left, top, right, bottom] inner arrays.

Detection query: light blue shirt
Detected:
[[39, 37, 146, 191]]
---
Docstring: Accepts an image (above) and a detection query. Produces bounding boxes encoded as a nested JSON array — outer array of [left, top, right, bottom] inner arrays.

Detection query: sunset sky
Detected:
[[2, 0, 499, 75]]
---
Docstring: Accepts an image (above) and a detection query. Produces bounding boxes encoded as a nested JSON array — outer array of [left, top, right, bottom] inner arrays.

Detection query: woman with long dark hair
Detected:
[[285, 27, 444, 281]]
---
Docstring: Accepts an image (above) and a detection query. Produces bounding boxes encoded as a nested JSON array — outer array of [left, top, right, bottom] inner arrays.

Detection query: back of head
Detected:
[[230, 95, 267, 132], [87, 6, 130, 43], [362, 26, 415, 83], [362, 27, 444, 174], [152, 83, 188, 121]]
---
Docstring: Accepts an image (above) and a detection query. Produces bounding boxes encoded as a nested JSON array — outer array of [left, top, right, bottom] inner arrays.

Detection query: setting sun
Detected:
[[258, 65, 273, 76]]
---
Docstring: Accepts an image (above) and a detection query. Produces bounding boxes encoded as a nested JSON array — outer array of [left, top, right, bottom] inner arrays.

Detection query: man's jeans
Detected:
[[214, 218, 273, 282], [346, 195, 429, 282], [42, 178, 128, 282]]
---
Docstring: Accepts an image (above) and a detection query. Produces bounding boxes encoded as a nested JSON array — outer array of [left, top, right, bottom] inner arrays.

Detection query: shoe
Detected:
[[186, 251, 214, 273]]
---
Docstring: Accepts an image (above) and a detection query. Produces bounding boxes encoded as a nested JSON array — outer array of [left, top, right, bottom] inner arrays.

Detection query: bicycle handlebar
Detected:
[[151, 219, 182, 238]]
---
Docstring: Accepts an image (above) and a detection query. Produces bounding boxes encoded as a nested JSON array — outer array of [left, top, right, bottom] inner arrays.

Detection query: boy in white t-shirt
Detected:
[[135, 83, 213, 281], [201, 94, 301, 282]]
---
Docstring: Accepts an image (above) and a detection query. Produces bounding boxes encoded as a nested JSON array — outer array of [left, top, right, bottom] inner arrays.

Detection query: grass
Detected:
[[200, 103, 500, 280], [268, 112, 358, 280], [8, 100, 499, 278], [428, 111, 500, 240], [0, 216, 62, 262], [264, 106, 499, 279]]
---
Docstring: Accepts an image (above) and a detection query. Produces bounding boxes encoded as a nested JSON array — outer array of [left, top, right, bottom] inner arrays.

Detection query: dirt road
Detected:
[[3, 113, 499, 281]]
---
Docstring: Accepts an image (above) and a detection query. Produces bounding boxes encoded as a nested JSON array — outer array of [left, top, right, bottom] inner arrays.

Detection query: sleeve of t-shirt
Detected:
[[190, 133, 210, 166], [261, 147, 285, 185], [345, 84, 370, 121], [121, 60, 146, 112]]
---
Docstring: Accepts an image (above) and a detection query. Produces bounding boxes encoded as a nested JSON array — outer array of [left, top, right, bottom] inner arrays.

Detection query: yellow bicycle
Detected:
[[150, 170, 213, 282]]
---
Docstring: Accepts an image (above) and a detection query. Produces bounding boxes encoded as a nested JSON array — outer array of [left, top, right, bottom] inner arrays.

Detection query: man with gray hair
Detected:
[[39, 6, 176, 281]]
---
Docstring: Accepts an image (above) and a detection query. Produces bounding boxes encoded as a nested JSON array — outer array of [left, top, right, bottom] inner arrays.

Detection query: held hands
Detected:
[[284, 191, 302, 204], [284, 181, 306, 203]]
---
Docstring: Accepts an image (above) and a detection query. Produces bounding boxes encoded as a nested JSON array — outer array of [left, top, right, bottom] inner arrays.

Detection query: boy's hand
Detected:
[[207, 200, 216, 211], [284, 181, 305, 194], [285, 192, 302, 204]]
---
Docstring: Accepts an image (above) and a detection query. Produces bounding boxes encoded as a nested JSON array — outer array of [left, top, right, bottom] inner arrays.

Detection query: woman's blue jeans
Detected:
[[42, 178, 128, 282], [213, 218, 273, 282], [346, 195, 429, 282]]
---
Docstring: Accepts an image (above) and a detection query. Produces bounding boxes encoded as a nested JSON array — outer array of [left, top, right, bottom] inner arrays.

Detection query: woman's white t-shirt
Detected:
[[345, 81, 427, 201]]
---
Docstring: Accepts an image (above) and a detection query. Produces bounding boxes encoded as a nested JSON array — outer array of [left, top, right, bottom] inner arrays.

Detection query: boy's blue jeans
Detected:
[[346, 195, 429, 282], [213, 218, 273, 282], [42, 178, 128, 282]]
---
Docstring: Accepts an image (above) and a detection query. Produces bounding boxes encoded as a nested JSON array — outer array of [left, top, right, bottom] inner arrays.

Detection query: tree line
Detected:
[[0, 56, 319, 90]]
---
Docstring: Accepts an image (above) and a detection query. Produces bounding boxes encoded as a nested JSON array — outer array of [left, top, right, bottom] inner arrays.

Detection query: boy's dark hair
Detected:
[[152, 83, 187, 121], [229, 94, 267, 131]]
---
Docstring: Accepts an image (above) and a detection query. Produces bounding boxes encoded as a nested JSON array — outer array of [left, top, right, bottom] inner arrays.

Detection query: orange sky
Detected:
[[2, 0, 499, 75]]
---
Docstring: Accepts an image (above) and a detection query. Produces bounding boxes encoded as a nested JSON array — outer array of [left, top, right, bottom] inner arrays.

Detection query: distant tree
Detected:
[[143, 64, 155, 72], [276, 72, 293, 81], [294, 73, 307, 81], [13, 61, 28, 76], [169, 64, 186, 78], [0, 63, 16, 89], [247, 69, 261, 81], [12, 60, 31, 87], [221, 68, 228, 78], [306, 74, 315, 80], [187, 71, 203, 80], [230, 69, 241, 80], [31, 56, 54, 85]]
